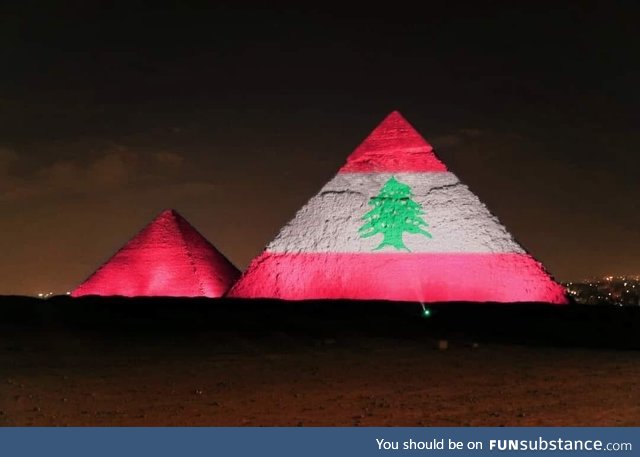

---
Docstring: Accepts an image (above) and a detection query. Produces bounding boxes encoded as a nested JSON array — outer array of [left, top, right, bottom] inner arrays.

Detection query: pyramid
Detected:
[[228, 111, 568, 304], [72, 209, 240, 297]]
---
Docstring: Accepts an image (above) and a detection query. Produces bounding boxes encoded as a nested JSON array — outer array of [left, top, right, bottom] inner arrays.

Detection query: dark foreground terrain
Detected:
[[1, 296, 640, 426]]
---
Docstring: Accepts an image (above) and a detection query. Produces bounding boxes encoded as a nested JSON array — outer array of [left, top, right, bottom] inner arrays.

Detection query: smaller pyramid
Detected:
[[72, 209, 240, 297]]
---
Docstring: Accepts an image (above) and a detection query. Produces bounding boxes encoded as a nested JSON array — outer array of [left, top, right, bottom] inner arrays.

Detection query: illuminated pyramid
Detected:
[[72, 209, 240, 297], [228, 111, 567, 303]]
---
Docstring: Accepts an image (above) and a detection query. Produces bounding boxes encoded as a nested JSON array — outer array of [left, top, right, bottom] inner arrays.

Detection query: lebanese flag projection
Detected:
[[228, 111, 568, 303], [72, 209, 240, 298]]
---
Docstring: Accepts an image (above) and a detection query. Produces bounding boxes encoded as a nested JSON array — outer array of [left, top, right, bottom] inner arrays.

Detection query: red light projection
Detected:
[[339, 111, 448, 173], [229, 252, 568, 303], [72, 209, 240, 298]]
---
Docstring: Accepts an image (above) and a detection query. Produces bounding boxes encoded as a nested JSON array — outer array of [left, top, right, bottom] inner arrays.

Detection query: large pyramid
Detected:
[[72, 209, 240, 297], [229, 112, 567, 303]]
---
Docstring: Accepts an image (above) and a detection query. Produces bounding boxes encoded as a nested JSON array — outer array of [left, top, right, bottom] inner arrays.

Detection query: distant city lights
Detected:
[[565, 275, 640, 306], [34, 291, 71, 299], [36, 292, 54, 299]]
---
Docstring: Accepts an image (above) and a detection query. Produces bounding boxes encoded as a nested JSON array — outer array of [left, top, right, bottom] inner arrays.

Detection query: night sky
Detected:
[[1, 2, 638, 295]]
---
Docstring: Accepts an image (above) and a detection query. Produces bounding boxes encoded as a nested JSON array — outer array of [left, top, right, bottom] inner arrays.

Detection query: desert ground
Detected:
[[1, 297, 640, 426]]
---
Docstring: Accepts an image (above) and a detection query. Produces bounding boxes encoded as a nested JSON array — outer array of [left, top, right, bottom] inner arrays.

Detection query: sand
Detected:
[[2, 329, 640, 426]]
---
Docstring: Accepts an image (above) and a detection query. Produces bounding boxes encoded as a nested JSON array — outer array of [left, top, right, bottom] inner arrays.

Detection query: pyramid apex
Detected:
[[339, 112, 448, 173], [374, 111, 414, 130], [155, 209, 186, 223], [159, 208, 179, 217], [385, 110, 408, 120]]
